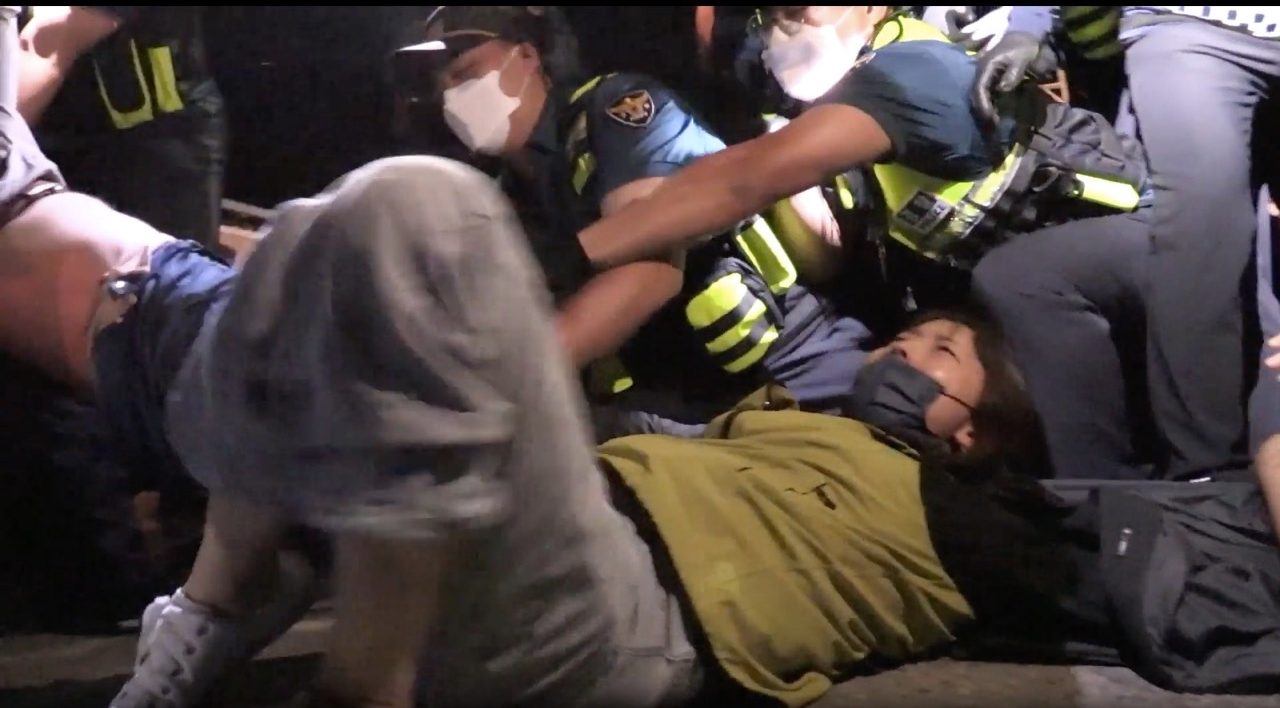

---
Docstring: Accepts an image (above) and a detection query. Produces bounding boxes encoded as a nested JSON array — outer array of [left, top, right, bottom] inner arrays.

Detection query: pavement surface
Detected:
[[4, 611, 1280, 708]]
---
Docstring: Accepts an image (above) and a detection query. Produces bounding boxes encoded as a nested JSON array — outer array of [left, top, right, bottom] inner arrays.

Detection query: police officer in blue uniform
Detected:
[[577, 6, 1155, 479], [397, 6, 873, 432], [975, 6, 1280, 480]]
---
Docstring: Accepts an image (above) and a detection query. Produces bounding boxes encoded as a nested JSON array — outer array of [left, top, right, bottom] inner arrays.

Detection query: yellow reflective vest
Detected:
[[843, 16, 1142, 265]]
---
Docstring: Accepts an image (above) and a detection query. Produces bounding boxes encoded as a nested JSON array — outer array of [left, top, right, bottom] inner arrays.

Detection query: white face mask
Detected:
[[762, 8, 865, 102], [442, 49, 530, 155]]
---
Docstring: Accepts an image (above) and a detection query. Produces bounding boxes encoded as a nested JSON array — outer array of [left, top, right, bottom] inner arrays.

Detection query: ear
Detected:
[[950, 421, 976, 452]]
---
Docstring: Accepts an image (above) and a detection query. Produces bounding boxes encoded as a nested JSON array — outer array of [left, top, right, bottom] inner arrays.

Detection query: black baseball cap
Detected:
[[395, 6, 547, 64]]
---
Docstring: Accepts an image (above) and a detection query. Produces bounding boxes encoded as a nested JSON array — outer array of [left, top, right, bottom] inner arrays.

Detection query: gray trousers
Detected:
[[974, 210, 1152, 480], [1124, 20, 1280, 478], [166, 157, 704, 706]]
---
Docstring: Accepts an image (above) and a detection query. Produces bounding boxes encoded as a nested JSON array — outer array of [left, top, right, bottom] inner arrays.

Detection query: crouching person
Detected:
[[117, 144, 1082, 706]]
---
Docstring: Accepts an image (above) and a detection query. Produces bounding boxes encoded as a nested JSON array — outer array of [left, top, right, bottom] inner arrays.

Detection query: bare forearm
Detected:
[[556, 259, 683, 368], [17, 50, 67, 124], [771, 189, 844, 284], [18, 5, 121, 124], [1258, 435, 1280, 534], [579, 150, 775, 270]]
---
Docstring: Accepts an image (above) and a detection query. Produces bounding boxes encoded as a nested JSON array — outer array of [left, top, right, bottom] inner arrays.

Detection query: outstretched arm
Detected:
[[18, 6, 121, 124], [576, 103, 891, 271], [556, 176, 685, 367]]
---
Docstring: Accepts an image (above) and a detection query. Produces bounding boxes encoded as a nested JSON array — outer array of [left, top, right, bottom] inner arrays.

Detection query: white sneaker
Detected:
[[110, 590, 245, 708], [114, 553, 318, 708]]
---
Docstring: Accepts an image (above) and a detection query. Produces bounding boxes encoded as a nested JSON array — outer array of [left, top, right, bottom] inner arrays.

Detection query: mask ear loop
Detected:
[[498, 46, 535, 102], [939, 390, 976, 412]]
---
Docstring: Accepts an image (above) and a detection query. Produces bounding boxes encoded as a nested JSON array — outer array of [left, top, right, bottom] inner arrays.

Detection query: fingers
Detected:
[[970, 64, 1003, 126], [944, 8, 977, 39], [1264, 333, 1280, 372], [995, 60, 1026, 93]]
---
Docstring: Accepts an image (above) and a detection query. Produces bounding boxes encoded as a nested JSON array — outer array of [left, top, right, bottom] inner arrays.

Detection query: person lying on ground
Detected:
[[95, 148, 1074, 707]]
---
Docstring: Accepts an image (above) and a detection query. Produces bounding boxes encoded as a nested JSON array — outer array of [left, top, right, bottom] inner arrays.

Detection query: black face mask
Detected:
[[845, 355, 971, 437]]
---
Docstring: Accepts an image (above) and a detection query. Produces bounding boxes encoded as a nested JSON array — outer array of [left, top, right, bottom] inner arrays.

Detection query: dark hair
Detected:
[[906, 305, 1051, 478], [908, 306, 1087, 648], [519, 7, 586, 86]]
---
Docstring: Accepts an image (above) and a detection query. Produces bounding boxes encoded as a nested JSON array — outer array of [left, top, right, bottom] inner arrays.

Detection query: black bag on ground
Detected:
[[1095, 480, 1280, 694]]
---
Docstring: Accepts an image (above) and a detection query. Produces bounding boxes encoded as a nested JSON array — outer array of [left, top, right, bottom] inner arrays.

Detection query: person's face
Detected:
[[438, 38, 547, 155], [866, 319, 984, 448], [765, 6, 885, 44], [759, 6, 889, 102]]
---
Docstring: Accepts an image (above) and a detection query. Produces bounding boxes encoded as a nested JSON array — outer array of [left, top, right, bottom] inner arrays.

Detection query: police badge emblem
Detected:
[[606, 90, 655, 128]]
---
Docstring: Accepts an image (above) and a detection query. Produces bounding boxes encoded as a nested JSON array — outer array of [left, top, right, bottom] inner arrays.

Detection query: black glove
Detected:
[[970, 31, 1052, 128], [943, 8, 981, 51]]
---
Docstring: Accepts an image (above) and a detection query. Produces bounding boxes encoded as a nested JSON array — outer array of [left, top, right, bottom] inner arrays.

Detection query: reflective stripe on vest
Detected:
[[873, 144, 1029, 258], [568, 74, 615, 195], [1062, 6, 1123, 60], [588, 354, 635, 396], [572, 152, 596, 194], [869, 15, 951, 48], [833, 174, 856, 210], [735, 215, 797, 294], [93, 39, 186, 130], [685, 272, 779, 374]]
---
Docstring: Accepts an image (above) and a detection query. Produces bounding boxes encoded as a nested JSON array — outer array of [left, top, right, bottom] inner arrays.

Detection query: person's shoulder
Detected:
[[822, 40, 976, 115], [582, 72, 680, 131], [856, 40, 973, 81]]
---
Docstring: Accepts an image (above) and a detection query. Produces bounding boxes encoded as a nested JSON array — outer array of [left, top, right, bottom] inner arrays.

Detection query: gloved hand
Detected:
[[948, 6, 1014, 53], [970, 31, 1052, 127]]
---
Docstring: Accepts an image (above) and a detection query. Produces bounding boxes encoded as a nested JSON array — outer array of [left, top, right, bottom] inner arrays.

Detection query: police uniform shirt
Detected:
[[40, 6, 222, 138], [573, 73, 727, 208], [816, 40, 1013, 182], [570, 73, 743, 394], [499, 73, 725, 306], [507, 72, 727, 303]]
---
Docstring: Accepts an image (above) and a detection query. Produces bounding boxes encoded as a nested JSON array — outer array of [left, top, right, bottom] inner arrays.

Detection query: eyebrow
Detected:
[[930, 333, 965, 361]]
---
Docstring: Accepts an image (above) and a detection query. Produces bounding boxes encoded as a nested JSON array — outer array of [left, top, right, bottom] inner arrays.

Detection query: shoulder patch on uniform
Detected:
[[852, 51, 876, 70], [605, 90, 655, 128]]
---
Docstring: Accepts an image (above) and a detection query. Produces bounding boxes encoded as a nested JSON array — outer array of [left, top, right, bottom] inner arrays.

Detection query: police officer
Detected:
[[974, 6, 1280, 481], [576, 6, 1155, 480], [17, 6, 226, 250], [399, 6, 873, 430]]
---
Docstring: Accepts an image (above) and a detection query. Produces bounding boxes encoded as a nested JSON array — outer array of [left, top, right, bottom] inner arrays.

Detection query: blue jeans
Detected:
[[91, 240, 236, 493]]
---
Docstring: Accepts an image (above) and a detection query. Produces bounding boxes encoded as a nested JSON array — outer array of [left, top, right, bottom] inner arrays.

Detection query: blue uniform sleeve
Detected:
[[1005, 6, 1056, 39], [816, 41, 1007, 181], [585, 74, 727, 201]]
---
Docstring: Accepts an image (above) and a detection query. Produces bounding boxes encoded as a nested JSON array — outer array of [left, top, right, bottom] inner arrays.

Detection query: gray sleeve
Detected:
[[0, 105, 65, 207], [590, 403, 709, 443]]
